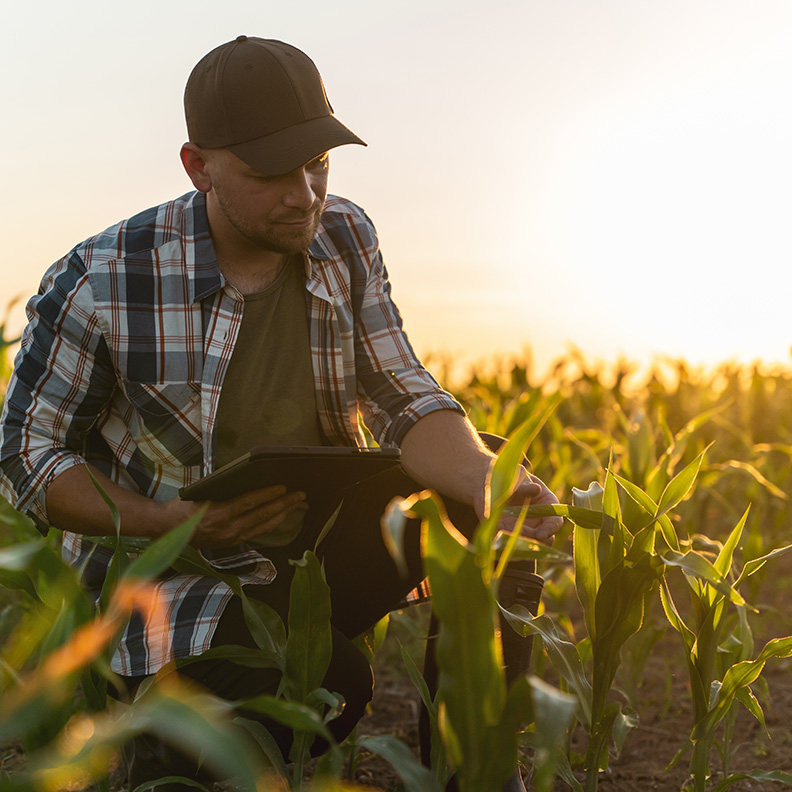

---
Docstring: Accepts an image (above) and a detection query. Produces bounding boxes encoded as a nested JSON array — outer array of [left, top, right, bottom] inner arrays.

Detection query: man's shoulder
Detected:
[[313, 195, 379, 260], [72, 191, 203, 267]]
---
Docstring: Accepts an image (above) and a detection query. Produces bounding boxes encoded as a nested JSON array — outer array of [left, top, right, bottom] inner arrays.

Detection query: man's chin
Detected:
[[262, 222, 321, 255]]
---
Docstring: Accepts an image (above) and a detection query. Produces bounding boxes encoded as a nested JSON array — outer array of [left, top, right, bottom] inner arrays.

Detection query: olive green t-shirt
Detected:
[[214, 259, 322, 545]]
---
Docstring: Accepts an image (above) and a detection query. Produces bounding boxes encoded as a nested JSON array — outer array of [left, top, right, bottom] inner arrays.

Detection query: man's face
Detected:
[[204, 149, 329, 255]]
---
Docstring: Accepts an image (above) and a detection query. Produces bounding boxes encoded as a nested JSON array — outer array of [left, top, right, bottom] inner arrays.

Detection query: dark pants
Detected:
[[121, 463, 482, 790]]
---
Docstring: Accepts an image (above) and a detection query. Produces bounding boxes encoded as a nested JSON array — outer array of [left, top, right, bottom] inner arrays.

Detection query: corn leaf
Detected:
[[414, 492, 513, 788], [572, 514, 600, 642], [236, 693, 333, 739], [660, 549, 748, 608], [735, 542, 792, 588], [527, 676, 578, 792], [655, 448, 708, 519], [692, 637, 792, 741], [280, 551, 332, 702], [125, 514, 201, 580], [714, 508, 749, 579], [479, 398, 560, 555], [357, 735, 443, 792], [501, 608, 592, 729], [232, 715, 288, 778], [709, 770, 792, 791], [613, 474, 676, 541]]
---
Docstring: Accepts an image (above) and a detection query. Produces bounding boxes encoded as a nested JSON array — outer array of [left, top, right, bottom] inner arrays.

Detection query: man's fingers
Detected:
[[230, 485, 303, 516], [241, 500, 309, 542], [239, 491, 306, 526], [506, 479, 542, 507]]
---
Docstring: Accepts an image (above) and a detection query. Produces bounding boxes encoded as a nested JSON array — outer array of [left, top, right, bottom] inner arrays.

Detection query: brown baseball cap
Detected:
[[184, 36, 366, 175]]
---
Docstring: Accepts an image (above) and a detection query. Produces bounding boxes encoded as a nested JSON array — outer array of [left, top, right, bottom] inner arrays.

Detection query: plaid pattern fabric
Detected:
[[0, 190, 463, 675]]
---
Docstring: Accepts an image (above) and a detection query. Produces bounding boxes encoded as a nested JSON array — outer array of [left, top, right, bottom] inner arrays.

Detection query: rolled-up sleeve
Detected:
[[0, 252, 117, 530], [351, 219, 464, 447]]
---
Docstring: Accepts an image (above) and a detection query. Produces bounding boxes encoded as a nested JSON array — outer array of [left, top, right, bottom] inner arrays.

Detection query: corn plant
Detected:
[[660, 509, 792, 791], [383, 416, 577, 792]]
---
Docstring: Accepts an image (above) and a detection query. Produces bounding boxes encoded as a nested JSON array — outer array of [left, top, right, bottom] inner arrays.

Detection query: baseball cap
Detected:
[[185, 36, 366, 175]]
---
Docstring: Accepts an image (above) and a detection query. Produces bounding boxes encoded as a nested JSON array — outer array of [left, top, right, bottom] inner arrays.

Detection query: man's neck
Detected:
[[218, 252, 288, 295], [206, 196, 288, 295]]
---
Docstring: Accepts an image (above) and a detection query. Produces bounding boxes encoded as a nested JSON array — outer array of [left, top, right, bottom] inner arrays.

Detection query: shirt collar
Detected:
[[188, 192, 226, 303], [187, 191, 337, 301]]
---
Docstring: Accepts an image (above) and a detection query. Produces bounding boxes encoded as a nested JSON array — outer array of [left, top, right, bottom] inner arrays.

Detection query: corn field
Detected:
[[2, 337, 792, 792]]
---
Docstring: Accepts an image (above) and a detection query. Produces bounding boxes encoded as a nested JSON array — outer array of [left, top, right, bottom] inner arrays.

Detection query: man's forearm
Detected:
[[45, 463, 181, 539], [398, 409, 495, 509], [45, 463, 309, 547]]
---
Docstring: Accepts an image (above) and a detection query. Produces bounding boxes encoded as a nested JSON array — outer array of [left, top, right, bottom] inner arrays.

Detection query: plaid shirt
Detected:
[[0, 190, 463, 675]]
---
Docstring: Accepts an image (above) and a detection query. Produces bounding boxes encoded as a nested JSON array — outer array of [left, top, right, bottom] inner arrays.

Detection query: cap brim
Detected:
[[227, 115, 366, 176]]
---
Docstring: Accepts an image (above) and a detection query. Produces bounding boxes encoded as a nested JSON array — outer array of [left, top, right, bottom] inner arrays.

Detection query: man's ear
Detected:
[[180, 143, 212, 193]]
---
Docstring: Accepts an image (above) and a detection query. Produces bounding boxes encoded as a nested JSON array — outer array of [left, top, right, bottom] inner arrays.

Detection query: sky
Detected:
[[2, 0, 791, 380]]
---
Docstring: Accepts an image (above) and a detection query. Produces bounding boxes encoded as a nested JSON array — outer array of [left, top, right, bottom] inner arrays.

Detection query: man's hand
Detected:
[[166, 485, 307, 549], [400, 410, 564, 544], [474, 466, 563, 544], [506, 470, 563, 543]]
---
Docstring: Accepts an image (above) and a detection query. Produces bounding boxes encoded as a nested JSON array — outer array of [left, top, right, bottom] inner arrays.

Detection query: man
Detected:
[[0, 36, 561, 790]]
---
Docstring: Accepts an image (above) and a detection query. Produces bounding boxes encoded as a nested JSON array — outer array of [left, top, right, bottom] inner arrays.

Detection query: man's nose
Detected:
[[282, 166, 318, 209]]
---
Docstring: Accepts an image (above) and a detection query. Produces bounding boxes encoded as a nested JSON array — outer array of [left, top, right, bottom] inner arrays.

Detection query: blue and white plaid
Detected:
[[0, 190, 462, 674]]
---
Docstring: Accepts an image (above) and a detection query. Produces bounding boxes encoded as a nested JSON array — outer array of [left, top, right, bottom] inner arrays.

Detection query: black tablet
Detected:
[[179, 446, 402, 503]]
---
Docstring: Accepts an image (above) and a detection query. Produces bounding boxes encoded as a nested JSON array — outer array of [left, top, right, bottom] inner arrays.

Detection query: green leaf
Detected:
[[170, 547, 286, 661], [714, 508, 749, 579], [692, 636, 792, 741], [175, 644, 282, 671], [722, 460, 790, 501], [660, 549, 748, 608], [358, 735, 443, 792], [612, 706, 639, 758], [399, 641, 436, 718], [709, 770, 792, 791], [514, 503, 603, 531], [398, 641, 450, 786], [492, 533, 572, 564], [305, 687, 346, 725], [0, 569, 38, 601], [0, 541, 44, 571], [501, 608, 592, 729], [85, 468, 132, 615], [590, 556, 661, 723], [478, 397, 561, 555], [660, 581, 695, 651], [280, 551, 332, 702], [410, 491, 518, 790], [735, 686, 765, 730], [380, 496, 411, 579], [573, 519, 600, 642], [125, 513, 201, 580], [613, 474, 675, 540], [117, 685, 263, 791], [237, 693, 333, 739], [655, 448, 708, 519], [526, 676, 578, 792], [232, 715, 288, 777], [571, 482, 603, 511], [735, 542, 792, 588]]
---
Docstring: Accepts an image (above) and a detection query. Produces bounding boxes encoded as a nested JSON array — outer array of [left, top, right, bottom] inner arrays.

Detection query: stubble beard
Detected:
[[216, 193, 325, 255]]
